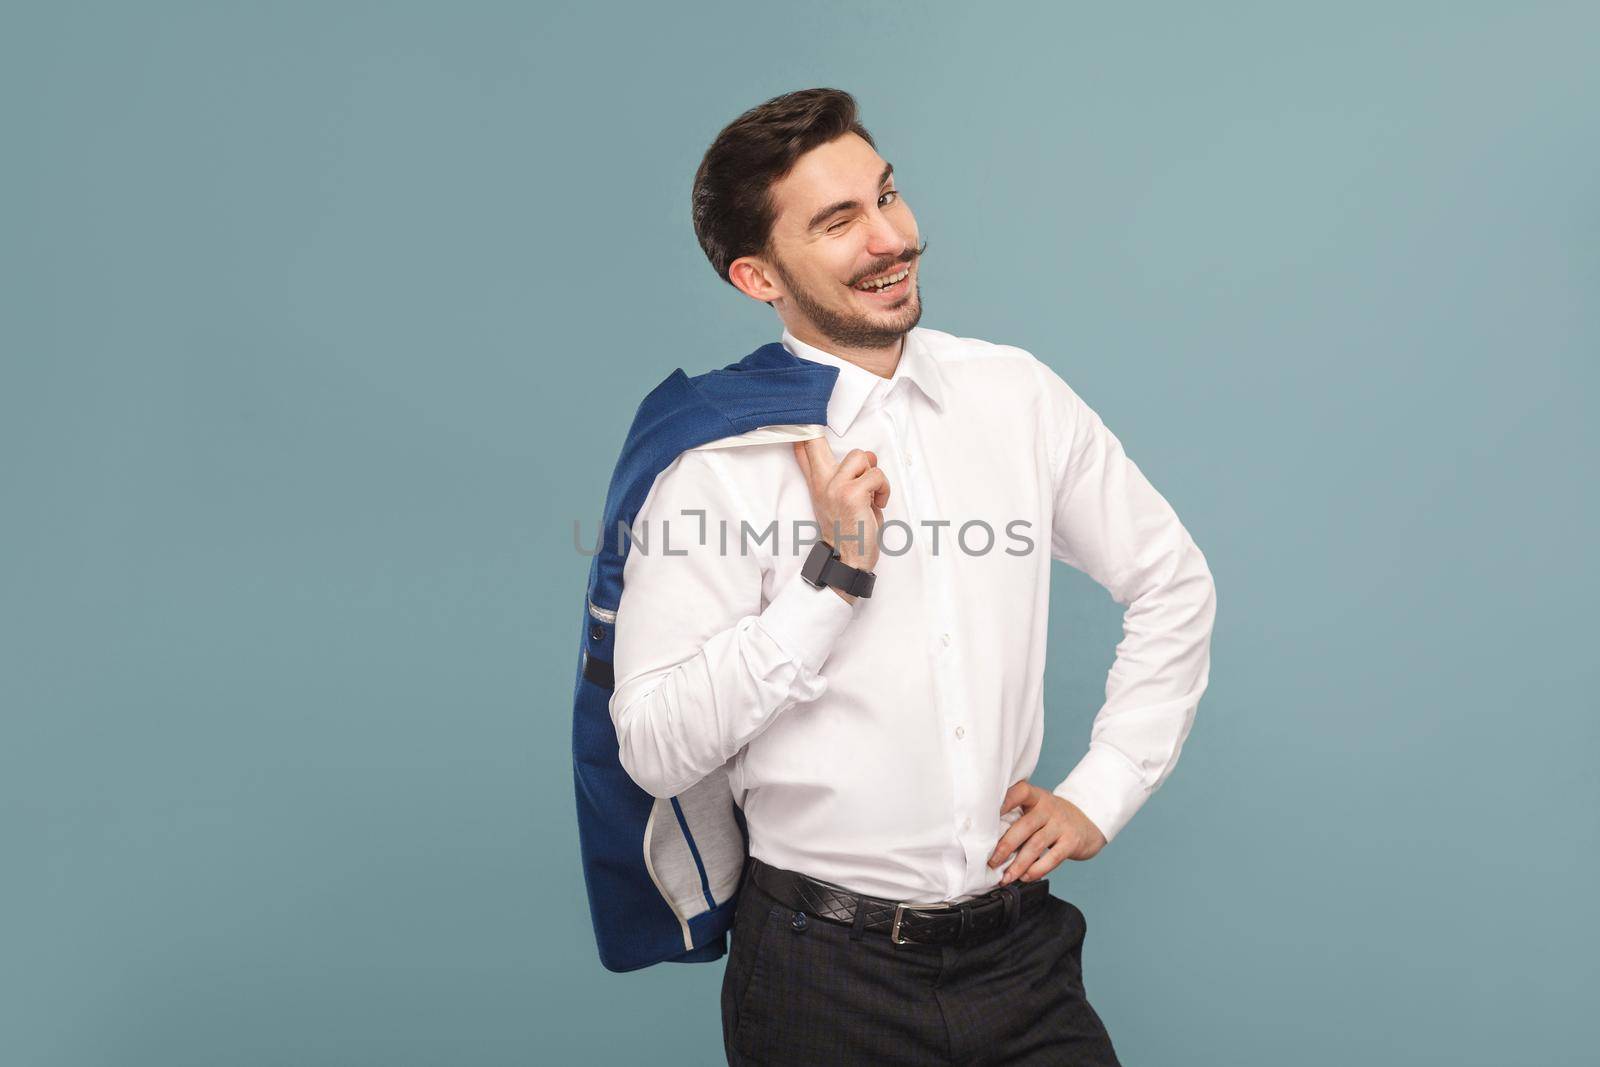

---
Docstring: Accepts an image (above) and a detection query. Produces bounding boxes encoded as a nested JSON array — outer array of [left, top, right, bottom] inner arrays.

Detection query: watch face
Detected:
[[801, 539, 831, 587]]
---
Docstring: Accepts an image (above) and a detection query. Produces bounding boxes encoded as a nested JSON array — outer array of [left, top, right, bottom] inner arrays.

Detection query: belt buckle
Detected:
[[890, 899, 956, 945]]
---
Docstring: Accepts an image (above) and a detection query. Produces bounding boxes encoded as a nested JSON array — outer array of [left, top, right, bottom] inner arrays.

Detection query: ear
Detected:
[[729, 255, 781, 304]]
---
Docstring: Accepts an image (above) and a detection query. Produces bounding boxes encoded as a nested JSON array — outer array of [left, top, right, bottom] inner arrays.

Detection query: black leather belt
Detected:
[[746, 857, 1050, 947]]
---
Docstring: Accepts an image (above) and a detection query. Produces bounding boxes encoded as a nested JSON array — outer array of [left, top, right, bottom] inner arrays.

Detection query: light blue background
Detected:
[[5, 3, 1596, 1064]]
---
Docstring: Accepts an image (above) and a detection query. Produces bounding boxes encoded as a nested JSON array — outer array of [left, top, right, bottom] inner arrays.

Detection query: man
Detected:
[[608, 88, 1216, 1065]]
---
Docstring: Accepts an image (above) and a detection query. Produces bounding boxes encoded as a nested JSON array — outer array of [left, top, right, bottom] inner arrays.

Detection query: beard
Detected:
[[771, 249, 924, 350]]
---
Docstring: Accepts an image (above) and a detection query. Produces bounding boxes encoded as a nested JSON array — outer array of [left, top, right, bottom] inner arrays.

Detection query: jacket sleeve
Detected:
[[1033, 357, 1218, 845], [608, 446, 858, 799]]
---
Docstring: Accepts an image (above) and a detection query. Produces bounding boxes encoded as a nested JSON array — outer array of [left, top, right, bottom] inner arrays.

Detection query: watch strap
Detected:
[[801, 539, 875, 599]]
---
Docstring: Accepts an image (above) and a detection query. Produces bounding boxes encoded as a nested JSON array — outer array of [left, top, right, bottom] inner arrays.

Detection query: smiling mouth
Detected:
[[852, 264, 913, 300]]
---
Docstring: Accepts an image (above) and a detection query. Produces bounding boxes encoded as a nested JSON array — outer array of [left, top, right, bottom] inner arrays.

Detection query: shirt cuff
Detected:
[[754, 569, 858, 675], [1053, 744, 1151, 845]]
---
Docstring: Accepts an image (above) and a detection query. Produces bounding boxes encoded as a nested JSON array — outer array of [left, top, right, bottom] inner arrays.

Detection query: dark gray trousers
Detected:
[[720, 865, 1123, 1065]]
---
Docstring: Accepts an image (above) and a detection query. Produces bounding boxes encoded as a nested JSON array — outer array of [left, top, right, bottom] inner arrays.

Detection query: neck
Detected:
[[787, 324, 905, 380]]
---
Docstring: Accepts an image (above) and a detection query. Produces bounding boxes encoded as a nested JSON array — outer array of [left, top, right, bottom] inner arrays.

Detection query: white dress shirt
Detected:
[[609, 325, 1216, 904]]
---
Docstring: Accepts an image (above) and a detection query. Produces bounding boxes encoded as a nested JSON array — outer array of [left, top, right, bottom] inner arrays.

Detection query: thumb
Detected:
[[1000, 779, 1031, 814]]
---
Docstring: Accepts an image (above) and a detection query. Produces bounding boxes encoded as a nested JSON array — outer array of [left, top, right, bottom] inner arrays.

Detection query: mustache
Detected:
[[853, 240, 928, 285]]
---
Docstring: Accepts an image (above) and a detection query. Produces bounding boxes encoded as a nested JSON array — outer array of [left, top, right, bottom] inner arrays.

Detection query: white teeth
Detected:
[[857, 267, 909, 291]]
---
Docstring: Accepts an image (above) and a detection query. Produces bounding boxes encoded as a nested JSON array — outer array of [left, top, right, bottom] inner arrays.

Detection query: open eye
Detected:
[[880, 189, 899, 207]]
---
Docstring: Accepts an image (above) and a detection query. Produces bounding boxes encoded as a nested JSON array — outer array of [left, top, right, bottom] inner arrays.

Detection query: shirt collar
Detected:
[[780, 326, 946, 435]]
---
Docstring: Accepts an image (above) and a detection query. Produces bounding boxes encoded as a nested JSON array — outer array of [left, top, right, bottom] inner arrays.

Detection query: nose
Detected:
[[865, 210, 910, 261]]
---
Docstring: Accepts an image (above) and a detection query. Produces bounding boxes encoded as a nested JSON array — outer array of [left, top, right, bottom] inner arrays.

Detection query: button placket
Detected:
[[881, 403, 965, 895]]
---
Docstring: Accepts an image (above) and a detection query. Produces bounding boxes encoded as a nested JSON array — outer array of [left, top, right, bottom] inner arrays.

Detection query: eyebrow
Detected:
[[804, 162, 896, 231]]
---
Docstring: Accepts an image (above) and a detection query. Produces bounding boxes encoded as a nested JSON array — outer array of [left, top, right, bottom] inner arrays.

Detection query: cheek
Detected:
[[831, 256, 862, 287], [824, 241, 870, 283]]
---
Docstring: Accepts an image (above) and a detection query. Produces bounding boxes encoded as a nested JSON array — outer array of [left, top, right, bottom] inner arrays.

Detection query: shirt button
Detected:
[[790, 911, 809, 931], [962, 817, 972, 831], [954, 725, 965, 739], [905, 451, 915, 467], [940, 632, 951, 647]]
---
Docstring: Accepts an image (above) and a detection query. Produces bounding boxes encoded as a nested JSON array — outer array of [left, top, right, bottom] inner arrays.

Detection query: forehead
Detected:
[[770, 133, 888, 231]]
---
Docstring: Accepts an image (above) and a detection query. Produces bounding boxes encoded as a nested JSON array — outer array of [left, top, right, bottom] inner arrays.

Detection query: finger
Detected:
[[792, 441, 812, 483], [988, 807, 1048, 868], [1022, 843, 1068, 881], [832, 448, 877, 485], [988, 835, 1019, 871], [856, 467, 890, 510], [1017, 840, 1065, 883], [1002, 830, 1057, 885], [999, 779, 1031, 815], [797, 436, 839, 490], [1002, 836, 1048, 885]]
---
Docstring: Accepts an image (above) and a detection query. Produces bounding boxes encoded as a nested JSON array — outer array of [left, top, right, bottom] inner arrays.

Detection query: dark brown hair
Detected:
[[691, 87, 876, 287]]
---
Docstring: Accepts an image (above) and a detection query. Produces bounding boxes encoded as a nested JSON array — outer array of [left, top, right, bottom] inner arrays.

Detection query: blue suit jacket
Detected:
[[572, 342, 839, 972]]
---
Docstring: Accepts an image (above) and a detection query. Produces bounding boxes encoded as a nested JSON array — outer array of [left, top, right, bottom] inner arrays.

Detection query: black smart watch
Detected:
[[800, 539, 875, 599]]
